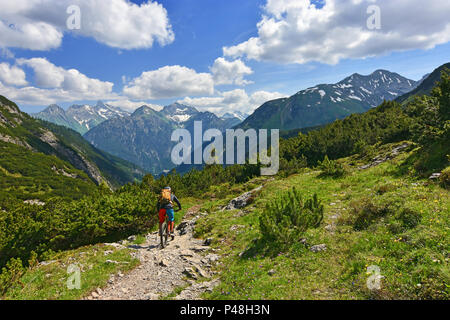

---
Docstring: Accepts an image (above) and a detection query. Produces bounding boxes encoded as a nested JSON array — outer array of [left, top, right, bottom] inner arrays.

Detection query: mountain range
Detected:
[[25, 67, 447, 176], [32, 101, 130, 135], [83, 103, 243, 174], [237, 70, 419, 131]]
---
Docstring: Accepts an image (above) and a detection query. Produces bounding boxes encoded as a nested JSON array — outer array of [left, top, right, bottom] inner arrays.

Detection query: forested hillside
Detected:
[[396, 63, 450, 104], [0, 95, 144, 198]]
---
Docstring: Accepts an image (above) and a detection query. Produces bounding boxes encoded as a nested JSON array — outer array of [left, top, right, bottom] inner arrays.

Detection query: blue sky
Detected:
[[0, 0, 449, 114]]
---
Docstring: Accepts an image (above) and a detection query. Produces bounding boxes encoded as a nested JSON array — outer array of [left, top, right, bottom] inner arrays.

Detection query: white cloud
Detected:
[[0, 82, 118, 106], [0, 57, 116, 105], [0, 81, 75, 106], [250, 90, 287, 107], [178, 89, 286, 115], [105, 99, 163, 112], [0, 62, 28, 86], [17, 58, 64, 88], [17, 58, 114, 95], [0, 0, 174, 50], [210, 57, 253, 86], [0, 20, 63, 51], [224, 0, 450, 65], [123, 65, 215, 100]]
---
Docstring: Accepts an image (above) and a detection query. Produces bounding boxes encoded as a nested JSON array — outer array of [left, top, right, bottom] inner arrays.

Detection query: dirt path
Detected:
[[87, 208, 221, 300]]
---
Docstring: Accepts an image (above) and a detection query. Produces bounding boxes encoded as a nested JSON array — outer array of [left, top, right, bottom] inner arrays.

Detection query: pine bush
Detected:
[[259, 188, 324, 246], [318, 155, 347, 178]]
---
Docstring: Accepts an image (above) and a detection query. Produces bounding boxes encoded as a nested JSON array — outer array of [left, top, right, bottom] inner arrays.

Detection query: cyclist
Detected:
[[157, 186, 181, 240]]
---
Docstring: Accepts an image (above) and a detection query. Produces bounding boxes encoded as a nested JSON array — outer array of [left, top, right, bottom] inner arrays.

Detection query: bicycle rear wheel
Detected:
[[160, 220, 168, 248], [164, 218, 169, 245]]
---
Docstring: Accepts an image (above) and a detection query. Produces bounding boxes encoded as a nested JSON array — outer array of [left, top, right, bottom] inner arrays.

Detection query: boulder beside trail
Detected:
[[223, 186, 263, 211]]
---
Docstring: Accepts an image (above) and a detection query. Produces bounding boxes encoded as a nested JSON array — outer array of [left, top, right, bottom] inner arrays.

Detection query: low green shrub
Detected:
[[0, 188, 157, 270], [440, 166, 450, 189], [279, 155, 308, 177], [317, 156, 347, 178], [259, 188, 323, 246], [0, 258, 24, 297], [353, 140, 377, 160]]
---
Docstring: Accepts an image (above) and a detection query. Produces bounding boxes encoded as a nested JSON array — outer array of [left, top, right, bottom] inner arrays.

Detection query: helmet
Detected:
[[164, 186, 171, 191]]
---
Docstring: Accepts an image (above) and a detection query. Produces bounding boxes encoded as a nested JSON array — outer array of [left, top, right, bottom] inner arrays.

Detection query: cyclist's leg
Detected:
[[158, 209, 167, 234], [166, 209, 175, 233]]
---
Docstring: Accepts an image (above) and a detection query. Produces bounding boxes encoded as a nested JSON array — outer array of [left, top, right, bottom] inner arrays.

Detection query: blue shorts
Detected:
[[166, 209, 175, 222]]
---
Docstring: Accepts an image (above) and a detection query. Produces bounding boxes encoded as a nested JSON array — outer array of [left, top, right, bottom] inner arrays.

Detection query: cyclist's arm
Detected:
[[173, 195, 182, 211]]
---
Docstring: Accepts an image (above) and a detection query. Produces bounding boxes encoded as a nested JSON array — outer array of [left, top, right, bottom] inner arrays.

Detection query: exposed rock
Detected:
[[1, 102, 20, 115], [51, 165, 78, 179], [191, 246, 208, 252], [223, 186, 263, 211], [39, 129, 110, 188], [174, 279, 220, 300], [23, 199, 46, 206], [180, 250, 194, 257], [310, 244, 327, 253], [159, 258, 169, 267], [203, 238, 212, 246], [205, 254, 220, 263], [0, 133, 33, 150], [177, 221, 194, 236], [359, 142, 411, 170], [429, 173, 442, 180], [230, 225, 245, 232], [193, 264, 210, 278], [183, 267, 197, 279], [39, 260, 57, 266]]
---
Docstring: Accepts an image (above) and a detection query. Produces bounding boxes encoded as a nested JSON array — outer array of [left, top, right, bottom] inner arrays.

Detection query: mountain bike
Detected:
[[159, 215, 169, 249], [159, 208, 180, 249]]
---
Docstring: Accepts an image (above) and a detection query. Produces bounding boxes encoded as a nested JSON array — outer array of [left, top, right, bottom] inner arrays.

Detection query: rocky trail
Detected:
[[86, 207, 221, 300], [84, 185, 266, 300]]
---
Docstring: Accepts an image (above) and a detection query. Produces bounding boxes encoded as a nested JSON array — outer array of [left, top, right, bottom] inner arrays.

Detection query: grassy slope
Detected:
[[194, 142, 449, 300]]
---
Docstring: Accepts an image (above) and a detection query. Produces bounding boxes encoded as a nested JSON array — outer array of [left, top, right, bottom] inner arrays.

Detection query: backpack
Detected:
[[160, 188, 173, 206]]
